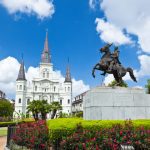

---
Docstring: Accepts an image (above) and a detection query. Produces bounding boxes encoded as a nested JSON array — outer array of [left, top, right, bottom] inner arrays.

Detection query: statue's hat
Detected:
[[114, 46, 120, 52]]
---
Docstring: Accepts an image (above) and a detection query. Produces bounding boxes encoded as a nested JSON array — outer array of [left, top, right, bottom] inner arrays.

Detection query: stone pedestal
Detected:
[[83, 86, 150, 120]]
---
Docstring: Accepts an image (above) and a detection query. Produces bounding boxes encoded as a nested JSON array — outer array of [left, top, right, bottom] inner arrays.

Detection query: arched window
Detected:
[[68, 87, 70, 91], [27, 99, 30, 105], [68, 99, 70, 104], [35, 86, 37, 91], [19, 85, 22, 90], [43, 72, 45, 78], [60, 99, 62, 105], [19, 98, 21, 103], [54, 86, 56, 92], [47, 72, 49, 78]]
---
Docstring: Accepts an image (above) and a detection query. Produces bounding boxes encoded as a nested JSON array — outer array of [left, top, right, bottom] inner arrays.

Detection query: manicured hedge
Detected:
[[47, 118, 150, 130], [0, 118, 35, 127], [46, 118, 150, 142]]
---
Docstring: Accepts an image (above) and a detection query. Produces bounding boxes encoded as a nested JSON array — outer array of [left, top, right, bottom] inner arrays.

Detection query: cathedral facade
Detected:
[[15, 32, 72, 116]]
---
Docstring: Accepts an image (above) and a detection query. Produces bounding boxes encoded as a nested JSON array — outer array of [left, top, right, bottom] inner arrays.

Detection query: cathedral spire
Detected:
[[65, 58, 72, 83], [41, 30, 51, 63], [17, 56, 26, 81]]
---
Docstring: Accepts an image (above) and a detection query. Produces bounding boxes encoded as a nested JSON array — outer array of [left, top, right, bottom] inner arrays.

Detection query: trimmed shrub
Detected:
[[47, 118, 150, 147], [0, 119, 35, 127], [12, 120, 50, 150], [60, 120, 150, 150]]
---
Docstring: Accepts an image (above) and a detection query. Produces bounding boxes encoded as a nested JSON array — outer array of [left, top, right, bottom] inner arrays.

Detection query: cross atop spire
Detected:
[[17, 56, 26, 81], [41, 31, 51, 63], [64, 58, 72, 83]]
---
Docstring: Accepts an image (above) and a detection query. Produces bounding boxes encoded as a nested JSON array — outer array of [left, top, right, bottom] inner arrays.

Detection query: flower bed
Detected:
[[11, 120, 50, 150], [60, 121, 150, 150], [47, 118, 150, 149]]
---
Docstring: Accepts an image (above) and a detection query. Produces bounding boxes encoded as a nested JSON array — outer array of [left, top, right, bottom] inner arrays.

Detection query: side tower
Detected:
[[15, 59, 27, 115], [63, 62, 72, 114]]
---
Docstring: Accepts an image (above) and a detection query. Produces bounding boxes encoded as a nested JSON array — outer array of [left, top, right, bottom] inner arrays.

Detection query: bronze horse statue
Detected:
[[92, 44, 137, 85]]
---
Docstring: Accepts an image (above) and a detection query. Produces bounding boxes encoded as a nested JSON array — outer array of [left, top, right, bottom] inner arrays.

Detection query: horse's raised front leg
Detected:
[[92, 63, 100, 78]]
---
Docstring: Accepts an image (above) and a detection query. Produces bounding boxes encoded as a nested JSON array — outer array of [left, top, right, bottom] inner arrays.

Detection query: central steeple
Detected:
[[41, 31, 51, 63]]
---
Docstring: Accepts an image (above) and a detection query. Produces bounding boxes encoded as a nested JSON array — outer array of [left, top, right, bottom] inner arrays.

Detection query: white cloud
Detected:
[[136, 55, 150, 77], [0, 0, 55, 19], [72, 79, 90, 97], [103, 74, 114, 85], [95, 18, 132, 45], [0, 57, 20, 98], [98, 0, 150, 53], [26, 66, 39, 82], [0, 56, 90, 98]]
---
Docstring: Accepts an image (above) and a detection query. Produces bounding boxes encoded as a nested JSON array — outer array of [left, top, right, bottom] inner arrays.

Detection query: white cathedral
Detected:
[[15, 32, 72, 116]]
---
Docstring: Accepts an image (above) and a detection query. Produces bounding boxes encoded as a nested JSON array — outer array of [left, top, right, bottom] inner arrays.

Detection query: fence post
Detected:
[[6, 126, 11, 148]]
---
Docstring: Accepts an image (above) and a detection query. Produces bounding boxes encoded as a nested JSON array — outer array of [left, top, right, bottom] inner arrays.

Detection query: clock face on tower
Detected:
[[43, 68, 49, 72]]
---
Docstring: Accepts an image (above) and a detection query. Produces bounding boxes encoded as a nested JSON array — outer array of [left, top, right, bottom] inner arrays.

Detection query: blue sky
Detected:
[[0, 0, 150, 98]]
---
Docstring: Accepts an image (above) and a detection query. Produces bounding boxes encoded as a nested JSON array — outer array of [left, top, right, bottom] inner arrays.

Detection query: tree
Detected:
[[0, 99, 14, 120], [27, 100, 52, 120], [27, 100, 62, 120], [50, 102, 62, 119], [27, 100, 41, 121], [38, 100, 52, 120], [145, 79, 150, 94], [108, 80, 128, 87]]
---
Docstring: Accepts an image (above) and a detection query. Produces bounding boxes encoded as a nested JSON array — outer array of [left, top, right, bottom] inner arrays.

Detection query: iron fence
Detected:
[[6, 126, 150, 150]]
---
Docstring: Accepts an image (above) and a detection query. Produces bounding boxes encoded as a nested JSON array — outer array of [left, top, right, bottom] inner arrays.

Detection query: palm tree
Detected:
[[27, 100, 41, 121], [38, 100, 52, 120], [50, 102, 62, 119]]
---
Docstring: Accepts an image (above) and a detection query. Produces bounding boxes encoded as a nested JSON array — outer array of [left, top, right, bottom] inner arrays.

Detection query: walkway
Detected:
[[0, 136, 7, 150]]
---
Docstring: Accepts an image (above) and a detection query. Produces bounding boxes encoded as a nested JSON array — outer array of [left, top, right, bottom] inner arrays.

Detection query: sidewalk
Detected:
[[0, 136, 7, 150]]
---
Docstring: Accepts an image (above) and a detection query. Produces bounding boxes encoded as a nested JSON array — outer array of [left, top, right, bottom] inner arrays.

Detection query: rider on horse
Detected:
[[92, 43, 137, 84], [108, 46, 121, 72]]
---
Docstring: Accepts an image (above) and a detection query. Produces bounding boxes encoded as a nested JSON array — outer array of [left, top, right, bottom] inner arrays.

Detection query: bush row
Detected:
[[0, 118, 35, 127], [11, 120, 50, 149], [47, 118, 150, 142], [60, 121, 150, 150]]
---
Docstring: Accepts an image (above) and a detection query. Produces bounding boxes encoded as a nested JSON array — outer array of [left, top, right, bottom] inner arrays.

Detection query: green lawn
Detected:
[[0, 127, 7, 136]]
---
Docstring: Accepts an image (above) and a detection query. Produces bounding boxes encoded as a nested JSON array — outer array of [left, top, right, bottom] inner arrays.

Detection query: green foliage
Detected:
[[108, 80, 128, 87], [50, 101, 62, 119], [0, 99, 14, 118], [145, 79, 150, 94], [27, 100, 62, 120], [46, 118, 150, 143], [75, 111, 83, 118], [27, 100, 52, 120], [12, 120, 50, 149], [0, 119, 34, 127], [59, 112, 70, 118], [60, 120, 150, 149]]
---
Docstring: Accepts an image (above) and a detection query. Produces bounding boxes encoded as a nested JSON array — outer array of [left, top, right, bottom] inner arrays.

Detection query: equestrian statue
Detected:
[[92, 43, 137, 85]]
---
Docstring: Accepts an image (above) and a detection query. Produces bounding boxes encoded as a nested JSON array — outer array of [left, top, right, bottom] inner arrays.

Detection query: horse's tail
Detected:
[[127, 67, 137, 82]]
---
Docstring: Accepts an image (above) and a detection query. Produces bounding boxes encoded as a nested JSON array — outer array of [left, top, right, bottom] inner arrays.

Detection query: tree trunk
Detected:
[[34, 112, 39, 121], [41, 113, 46, 120], [51, 109, 57, 119]]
